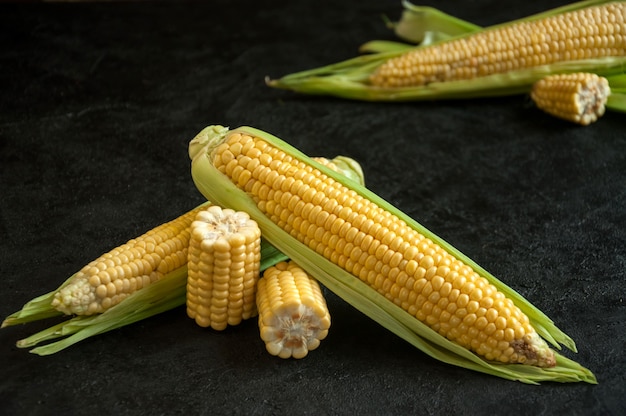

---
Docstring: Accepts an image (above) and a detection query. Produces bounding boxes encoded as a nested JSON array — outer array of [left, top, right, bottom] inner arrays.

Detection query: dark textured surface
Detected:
[[1, 1, 625, 415]]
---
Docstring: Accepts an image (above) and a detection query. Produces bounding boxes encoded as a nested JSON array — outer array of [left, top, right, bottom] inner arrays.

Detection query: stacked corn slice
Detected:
[[189, 124, 596, 383]]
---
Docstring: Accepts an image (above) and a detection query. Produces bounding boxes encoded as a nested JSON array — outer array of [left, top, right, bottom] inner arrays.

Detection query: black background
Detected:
[[1, 1, 624, 415]]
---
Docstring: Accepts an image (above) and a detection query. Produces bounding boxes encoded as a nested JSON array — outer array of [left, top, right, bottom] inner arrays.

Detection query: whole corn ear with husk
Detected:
[[188, 124, 596, 384], [2, 155, 365, 355], [267, 0, 626, 102]]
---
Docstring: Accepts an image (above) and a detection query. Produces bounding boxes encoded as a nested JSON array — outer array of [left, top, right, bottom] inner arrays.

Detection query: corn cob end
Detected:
[[531, 73, 611, 125]]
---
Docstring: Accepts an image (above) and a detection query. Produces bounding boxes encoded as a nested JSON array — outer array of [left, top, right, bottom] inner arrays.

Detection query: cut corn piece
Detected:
[[531, 72, 610, 124], [189, 125, 597, 383], [51, 205, 203, 315], [187, 205, 261, 330], [257, 261, 331, 359]]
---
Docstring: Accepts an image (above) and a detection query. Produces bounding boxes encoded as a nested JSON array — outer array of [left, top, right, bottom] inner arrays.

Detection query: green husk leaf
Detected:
[[268, 0, 626, 102], [391, 1, 482, 44], [189, 125, 596, 384], [2, 278, 71, 327], [606, 74, 626, 112], [606, 92, 626, 112], [358, 40, 415, 54]]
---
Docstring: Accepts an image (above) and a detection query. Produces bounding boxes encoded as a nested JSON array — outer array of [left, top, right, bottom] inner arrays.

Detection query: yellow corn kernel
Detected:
[[210, 131, 556, 367], [370, 3, 626, 87], [530, 72, 610, 125], [51, 206, 204, 315], [257, 261, 331, 359], [186, 205, 261, 330]]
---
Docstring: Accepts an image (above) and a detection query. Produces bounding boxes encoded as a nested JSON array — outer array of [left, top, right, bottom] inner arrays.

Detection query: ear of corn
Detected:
[[257, 260, 331, 359], [267, 0, 626, 102], [186, 205, 262, 330], [3, 155, 364, 354], [51, 205, 203, 316], [531, 72, 611, 124], [189, 125, 596, 384]]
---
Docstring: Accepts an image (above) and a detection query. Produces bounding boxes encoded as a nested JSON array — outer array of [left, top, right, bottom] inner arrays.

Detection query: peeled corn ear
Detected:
[[52, 205, 202, 315], [189, 125, 596, 383], [257, 261, 331, 359]]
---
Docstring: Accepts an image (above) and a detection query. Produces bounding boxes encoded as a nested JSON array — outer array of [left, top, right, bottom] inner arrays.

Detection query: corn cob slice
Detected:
[[51, 205, 203, 315], [257, 261, 331, 359], [267, 0, 626, 102], [189, 125, 596, 383], [530, 72, 611, 124], [186, 205, 261, 330]]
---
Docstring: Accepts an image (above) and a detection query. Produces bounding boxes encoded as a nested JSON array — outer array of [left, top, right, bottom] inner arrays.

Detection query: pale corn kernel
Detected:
[[186, 205, 261, 330], [370, 3, 626, 87], [211, 132, 556, 367]]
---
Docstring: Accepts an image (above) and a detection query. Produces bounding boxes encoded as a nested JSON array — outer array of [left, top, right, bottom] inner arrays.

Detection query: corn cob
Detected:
[[186, 205, 262, 330], [189, 125, 596, 383], [257, 261, 331, 359], [267, 0, 626, 102], [530, 72, 611, 124], [51, 205, 202, 315]]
